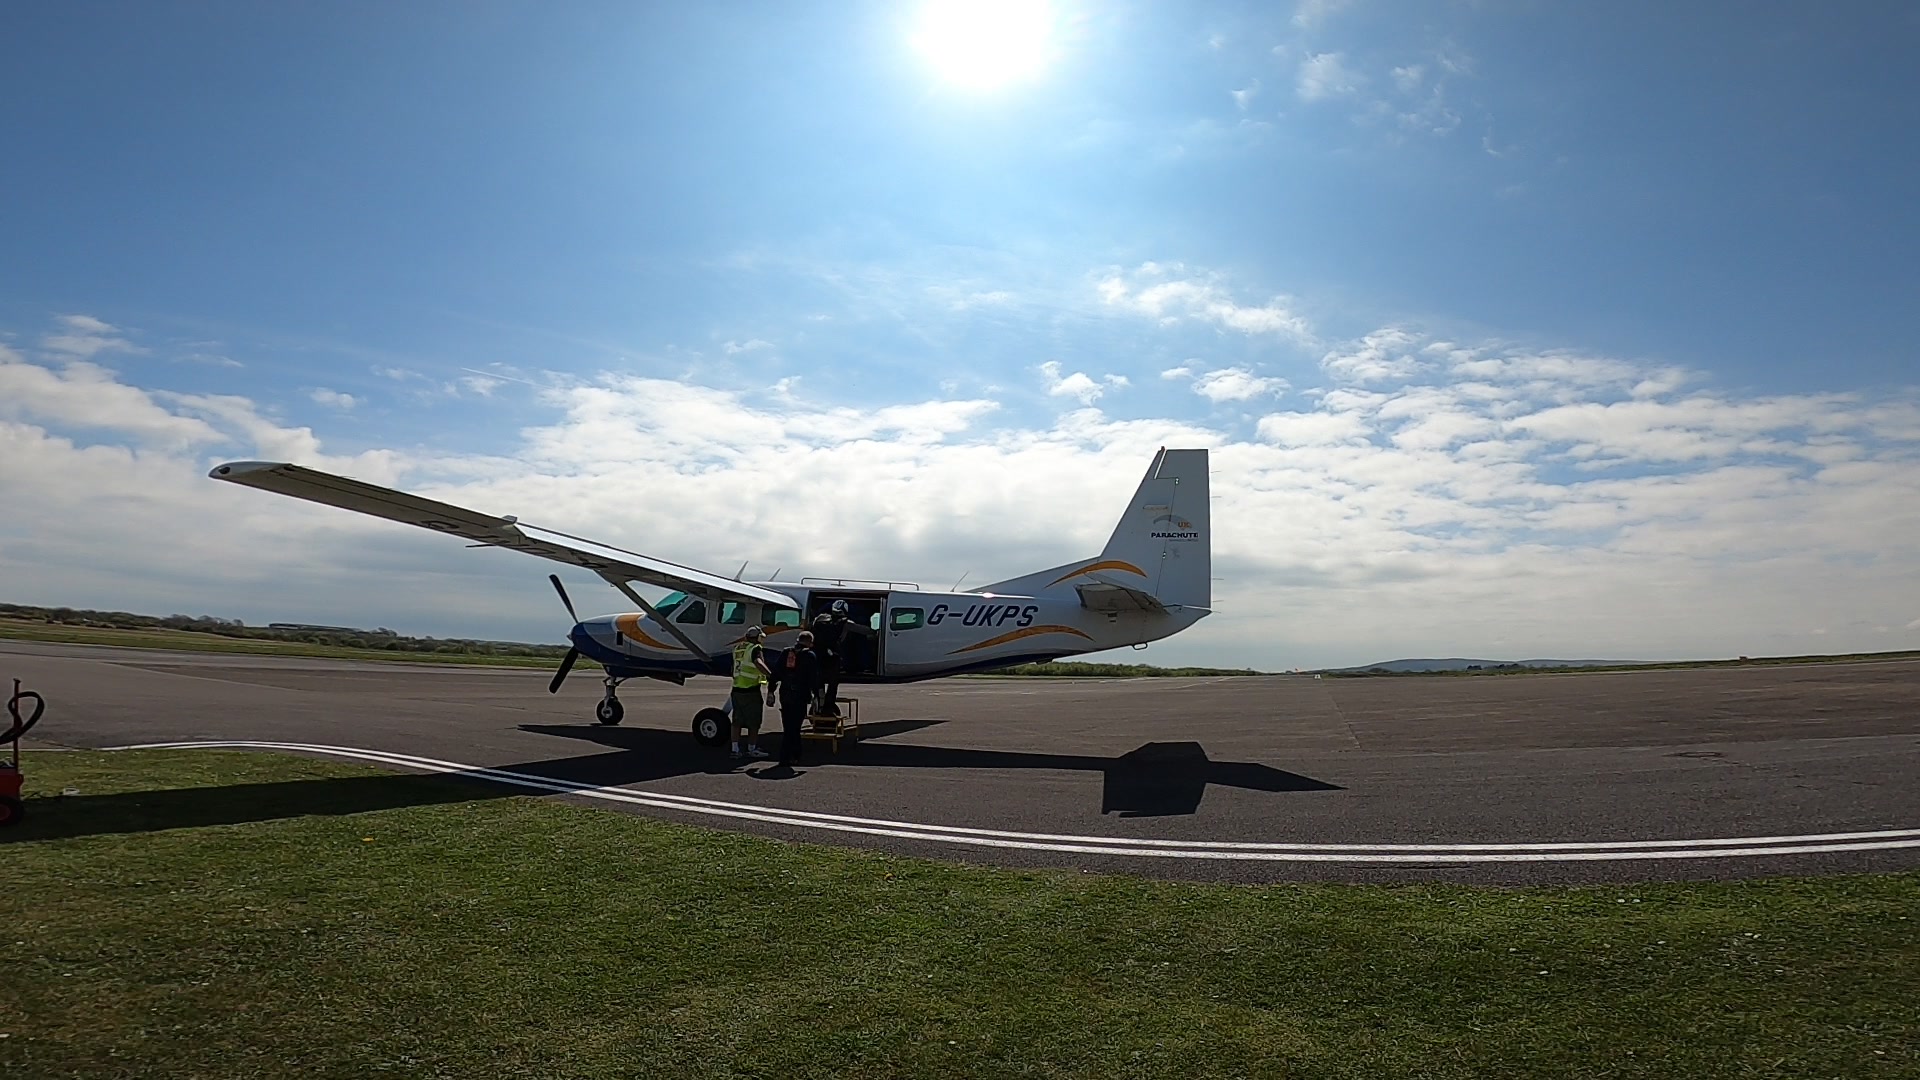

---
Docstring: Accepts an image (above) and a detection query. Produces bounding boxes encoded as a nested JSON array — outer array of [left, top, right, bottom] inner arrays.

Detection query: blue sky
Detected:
[[3, 1, 1917, 669]]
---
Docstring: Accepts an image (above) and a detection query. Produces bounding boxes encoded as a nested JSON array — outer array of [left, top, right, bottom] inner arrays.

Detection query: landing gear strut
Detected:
[[595, 675, 626, 726]]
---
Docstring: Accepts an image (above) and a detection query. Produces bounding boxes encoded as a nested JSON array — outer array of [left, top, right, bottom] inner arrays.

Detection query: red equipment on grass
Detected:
[[2, 678, 45, 826]]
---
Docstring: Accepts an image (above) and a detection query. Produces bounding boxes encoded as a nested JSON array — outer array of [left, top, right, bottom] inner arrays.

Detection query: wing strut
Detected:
[[599, 574, 708, 658]]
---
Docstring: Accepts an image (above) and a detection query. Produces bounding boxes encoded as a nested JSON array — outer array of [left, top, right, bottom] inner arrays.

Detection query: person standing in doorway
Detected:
[[729, 626, 772, 759], [811, 600, 852, 715], [769, 629, 821, 766]]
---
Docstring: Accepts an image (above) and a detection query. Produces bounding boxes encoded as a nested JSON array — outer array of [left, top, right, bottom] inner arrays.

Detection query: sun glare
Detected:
[[912, 0, 1055, 92]]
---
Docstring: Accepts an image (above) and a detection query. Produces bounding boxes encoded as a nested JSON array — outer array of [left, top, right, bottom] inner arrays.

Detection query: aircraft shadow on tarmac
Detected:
[[516, 722, 1342, 818], [1, 725, 1339, 843]]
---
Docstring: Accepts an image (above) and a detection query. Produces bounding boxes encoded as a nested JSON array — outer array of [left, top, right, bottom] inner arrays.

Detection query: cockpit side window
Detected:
[[654, 591, 688, 620], [674, 599, 708, 624]]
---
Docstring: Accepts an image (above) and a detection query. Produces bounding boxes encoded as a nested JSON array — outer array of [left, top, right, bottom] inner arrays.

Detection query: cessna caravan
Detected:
[[209, 448, 1211, 745]]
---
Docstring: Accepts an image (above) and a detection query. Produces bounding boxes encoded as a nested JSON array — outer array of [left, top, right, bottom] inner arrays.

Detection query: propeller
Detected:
[[549, 573, 578, 621], [548, 573, 582, 694], [549, 648, 579, 695]]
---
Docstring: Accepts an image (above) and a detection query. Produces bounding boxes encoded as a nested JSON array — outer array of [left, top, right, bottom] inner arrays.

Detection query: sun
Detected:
[[911, 0, 1056, 92]]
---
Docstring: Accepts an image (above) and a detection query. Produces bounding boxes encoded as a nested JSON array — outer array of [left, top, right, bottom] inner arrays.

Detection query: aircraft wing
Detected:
[[209, 461, 799, 609]]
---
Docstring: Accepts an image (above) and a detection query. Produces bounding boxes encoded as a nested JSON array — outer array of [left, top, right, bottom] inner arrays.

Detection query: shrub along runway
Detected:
[[6, 640, 1917, 885]]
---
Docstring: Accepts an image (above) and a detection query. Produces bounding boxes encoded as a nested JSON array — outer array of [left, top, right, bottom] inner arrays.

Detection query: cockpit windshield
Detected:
[[653, 591, 688, 620]]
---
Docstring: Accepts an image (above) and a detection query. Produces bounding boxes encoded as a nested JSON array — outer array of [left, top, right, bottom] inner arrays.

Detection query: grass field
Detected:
[[0, 617, 555, 668], [4, 751, 1916, 1078]]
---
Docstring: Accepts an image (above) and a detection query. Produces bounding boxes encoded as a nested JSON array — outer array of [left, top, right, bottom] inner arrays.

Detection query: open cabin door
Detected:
[[803, 590, 887, 682]]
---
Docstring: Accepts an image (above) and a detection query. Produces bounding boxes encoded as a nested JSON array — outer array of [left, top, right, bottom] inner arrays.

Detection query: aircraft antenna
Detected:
[[952, 570, 971, 591], [734, 561, 749, 581]]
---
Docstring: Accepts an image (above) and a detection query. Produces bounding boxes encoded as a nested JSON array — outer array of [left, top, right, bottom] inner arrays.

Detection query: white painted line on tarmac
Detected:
[[108, 741, 1920, 865]]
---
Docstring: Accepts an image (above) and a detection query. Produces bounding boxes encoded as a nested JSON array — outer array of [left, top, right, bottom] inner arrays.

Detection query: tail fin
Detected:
[[979, 447, 1210, 610], [1098, 447, 1210, 610]]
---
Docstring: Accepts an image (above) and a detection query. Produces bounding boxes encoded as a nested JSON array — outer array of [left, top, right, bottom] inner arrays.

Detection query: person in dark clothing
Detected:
[[768, 630, 822, 765], [811, 601, 851, 715]]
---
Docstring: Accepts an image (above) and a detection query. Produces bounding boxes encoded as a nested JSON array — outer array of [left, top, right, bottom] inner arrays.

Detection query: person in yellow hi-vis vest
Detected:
[[730, 625, 773, 759]]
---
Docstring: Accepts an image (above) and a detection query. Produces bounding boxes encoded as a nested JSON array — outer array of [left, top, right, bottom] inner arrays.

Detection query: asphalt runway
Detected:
[[5, 639, 1918, 885]]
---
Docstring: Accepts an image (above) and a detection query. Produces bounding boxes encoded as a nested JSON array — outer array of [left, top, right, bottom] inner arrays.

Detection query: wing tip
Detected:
[[208, 460, 291, 481]]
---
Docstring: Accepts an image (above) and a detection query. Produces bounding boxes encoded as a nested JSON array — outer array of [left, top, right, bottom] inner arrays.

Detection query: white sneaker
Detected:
[[747, 746, 771, 759]]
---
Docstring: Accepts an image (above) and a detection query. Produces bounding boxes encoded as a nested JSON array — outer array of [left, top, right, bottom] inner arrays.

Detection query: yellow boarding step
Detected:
[[801, 697, 860, 752]]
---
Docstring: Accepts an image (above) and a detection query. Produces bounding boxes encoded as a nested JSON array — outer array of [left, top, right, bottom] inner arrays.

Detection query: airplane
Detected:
[[208, 447, 1211, 746]]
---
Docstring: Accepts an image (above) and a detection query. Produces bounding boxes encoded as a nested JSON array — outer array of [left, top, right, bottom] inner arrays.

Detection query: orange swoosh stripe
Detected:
[[1046, 559, 1148, 587], [614, 614, 678, 651], [950, 624, 1095, 655]]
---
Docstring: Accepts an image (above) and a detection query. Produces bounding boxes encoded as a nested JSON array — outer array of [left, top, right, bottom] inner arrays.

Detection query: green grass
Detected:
[[0, 618, 554, 668], [1324, 650, 1920, 677], [3, 752, 1916, 1078]]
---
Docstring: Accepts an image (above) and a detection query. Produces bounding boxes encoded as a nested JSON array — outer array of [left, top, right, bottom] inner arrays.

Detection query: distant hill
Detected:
[[1334, 658, 1653, 674]]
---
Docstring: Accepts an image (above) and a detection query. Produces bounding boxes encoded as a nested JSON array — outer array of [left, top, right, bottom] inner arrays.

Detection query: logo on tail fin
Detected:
[[1149, 511, 1198, 541]]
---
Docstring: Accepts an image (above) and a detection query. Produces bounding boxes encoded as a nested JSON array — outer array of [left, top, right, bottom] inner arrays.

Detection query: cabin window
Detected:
[[674, 599, 707, 624], [766, 607, 802, 628], [889, 608, 925, 631], [719, 601, 747, 625]]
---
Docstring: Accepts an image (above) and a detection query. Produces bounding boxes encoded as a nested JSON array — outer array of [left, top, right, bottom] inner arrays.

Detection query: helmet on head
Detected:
[[744, 625, 764, 640], [830, 599, 850, 617]]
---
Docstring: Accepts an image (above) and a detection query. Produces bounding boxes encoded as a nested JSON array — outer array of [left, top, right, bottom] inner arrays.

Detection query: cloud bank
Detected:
[[3, 307, 1917, 670]]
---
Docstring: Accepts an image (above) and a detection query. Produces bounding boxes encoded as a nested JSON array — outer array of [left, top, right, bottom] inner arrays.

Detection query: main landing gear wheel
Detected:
[[692, 708, 730, 747], [595, 698, 625, 726]]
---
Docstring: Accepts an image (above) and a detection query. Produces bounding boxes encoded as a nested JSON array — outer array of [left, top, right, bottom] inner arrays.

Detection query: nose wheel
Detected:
[[595, 675, 625, 726]]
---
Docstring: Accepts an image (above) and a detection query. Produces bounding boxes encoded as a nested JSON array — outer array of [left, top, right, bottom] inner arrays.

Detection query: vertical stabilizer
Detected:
[[977, 447, 1212, 606], [1098, 448, 1210, 610]]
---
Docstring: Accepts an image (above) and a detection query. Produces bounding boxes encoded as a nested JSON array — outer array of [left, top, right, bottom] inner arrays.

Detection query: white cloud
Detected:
[[1098, 264, 1314, 343], [1291, 0, 1352, 29], [57, 314, 113, 335], [2, 312, 1917, 672], [1161, 365, 1193, 380], [1230, 80, 1260, 111], [41, 313, 146, 361], [1397, 85, 1461, 136], [1392, 65, 1425, 94], [1189, 367, 1290, 403], [1256, 411, 1369, 446], [1322, 329, 1425, 384], [0, 347, 221, 447], [309, 388, 358, 410], [1297, 52, 1363, 102], [458, 375, 504, 398], [722, 339, 774, 355], [179, 352, 243, 369], [373, 366, 419, 381], [921, 285, 1018, 313], [1038, 360, 1107, 405]]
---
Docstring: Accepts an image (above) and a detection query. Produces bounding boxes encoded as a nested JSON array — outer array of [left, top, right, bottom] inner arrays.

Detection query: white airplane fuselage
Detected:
[[573, 584, 1209, 683]]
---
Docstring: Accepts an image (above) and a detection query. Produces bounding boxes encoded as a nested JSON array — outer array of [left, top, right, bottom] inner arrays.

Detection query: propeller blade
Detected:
[[549, 573, 578, 621], [549, 648, 579, 694]]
